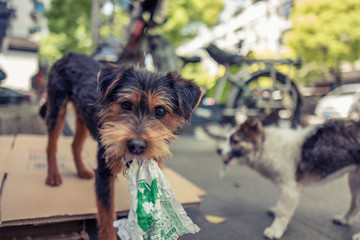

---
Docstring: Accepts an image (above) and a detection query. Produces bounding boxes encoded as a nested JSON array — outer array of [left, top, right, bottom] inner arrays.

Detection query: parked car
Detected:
[[314, 83, 360, 119], [0, 87, 32, 104], [348, 99, 360, 121]]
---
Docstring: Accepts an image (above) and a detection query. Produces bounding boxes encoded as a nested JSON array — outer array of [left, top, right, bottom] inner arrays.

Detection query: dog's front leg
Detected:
[[264, 182, 302, 239], [333, 168, 360, 226], [96, 145, 117, 240]]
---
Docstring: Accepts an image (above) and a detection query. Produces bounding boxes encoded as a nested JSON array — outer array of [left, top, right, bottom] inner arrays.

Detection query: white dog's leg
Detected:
[[267, 206, 277, 217], [333, 168, 360, 226], [353, 232, 360, 240], [264, 182, 302, 240]]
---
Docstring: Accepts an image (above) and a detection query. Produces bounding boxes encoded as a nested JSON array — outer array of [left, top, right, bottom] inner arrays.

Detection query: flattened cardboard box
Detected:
[[0, 135, 14, 184], [0, 134, 205, 226]]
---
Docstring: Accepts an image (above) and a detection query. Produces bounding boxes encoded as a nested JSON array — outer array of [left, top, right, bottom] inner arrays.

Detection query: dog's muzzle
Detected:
[[217, 148, 234, 165], [127, 139, 147, 155]]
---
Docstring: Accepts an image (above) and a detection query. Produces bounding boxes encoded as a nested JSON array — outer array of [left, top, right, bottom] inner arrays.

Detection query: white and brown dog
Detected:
[[217, 117, 360, 239]]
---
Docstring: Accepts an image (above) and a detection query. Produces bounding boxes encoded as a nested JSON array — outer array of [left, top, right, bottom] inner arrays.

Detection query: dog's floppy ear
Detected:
[[167, 73, 202, 120], [97, 64, 133, 104]]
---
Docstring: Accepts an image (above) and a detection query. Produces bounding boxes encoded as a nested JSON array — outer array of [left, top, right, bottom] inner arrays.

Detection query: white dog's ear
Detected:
[[244, 117, 262, 131]]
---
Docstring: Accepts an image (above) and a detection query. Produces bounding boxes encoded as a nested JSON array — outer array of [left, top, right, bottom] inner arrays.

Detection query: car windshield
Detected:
[[339, 91, 357, 96], [328, 84, 360, 96]]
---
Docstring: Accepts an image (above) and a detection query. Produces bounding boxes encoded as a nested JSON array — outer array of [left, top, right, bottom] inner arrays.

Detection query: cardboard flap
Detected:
[[1, 173, 98, 223], [6, 135, 95, 175]]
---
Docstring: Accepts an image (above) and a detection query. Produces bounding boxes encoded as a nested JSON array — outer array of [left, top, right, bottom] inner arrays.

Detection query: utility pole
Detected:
[[91, 0, 102, 45]]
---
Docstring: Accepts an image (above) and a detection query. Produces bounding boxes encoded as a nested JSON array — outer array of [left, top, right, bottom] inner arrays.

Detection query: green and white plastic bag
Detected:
[[113, 159, 200, 240]]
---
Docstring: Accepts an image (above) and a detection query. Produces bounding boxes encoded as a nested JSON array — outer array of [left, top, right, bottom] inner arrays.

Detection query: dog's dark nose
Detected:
[[127, 139, 147, 155], [217, 148, 222, 155]]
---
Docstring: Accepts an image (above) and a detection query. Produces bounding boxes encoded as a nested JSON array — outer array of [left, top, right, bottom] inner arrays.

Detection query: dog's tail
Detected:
[[44, 53, 74, 132]]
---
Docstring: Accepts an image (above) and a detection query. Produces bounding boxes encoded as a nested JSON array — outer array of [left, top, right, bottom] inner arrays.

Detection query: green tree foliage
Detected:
[[159, 0, 224, 47], [285, 0, 360, 84], [98, 6, 129, 41], [40, 0, 224, 67], [40, 0, 95, 66], [99, 0, 224, 47]]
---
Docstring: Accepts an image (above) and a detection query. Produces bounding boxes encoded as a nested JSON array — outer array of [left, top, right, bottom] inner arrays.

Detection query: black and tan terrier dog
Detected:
[[41, 52, 202, 239]]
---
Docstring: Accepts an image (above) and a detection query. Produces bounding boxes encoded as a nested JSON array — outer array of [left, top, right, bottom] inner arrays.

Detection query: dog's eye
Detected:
[[230, 136, 239, 145], [121, 101, 132, 111], [155, 107, 166, 118]]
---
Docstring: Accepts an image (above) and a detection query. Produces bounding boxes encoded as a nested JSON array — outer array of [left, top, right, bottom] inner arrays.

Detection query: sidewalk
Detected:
[[166, 133, 359, 240]]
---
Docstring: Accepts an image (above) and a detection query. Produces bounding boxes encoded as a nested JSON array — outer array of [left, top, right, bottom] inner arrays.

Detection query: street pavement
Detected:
[[3, 103, 357, 239], [162, 128, 360, 240]]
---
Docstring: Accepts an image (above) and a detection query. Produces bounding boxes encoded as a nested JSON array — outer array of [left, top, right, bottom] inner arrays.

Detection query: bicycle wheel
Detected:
[[232, 71, 301, 128], [199, 104, 234, 141]]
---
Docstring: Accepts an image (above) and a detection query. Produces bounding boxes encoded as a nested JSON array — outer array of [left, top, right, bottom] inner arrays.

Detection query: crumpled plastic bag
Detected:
[[113, 159, 200, 240]]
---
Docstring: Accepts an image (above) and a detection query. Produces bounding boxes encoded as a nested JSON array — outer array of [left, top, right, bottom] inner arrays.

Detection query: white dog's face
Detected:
[[217, 117, 265, 165]]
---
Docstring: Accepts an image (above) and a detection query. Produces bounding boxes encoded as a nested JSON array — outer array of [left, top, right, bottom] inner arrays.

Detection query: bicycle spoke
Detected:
[[233, 72, 300, 126]]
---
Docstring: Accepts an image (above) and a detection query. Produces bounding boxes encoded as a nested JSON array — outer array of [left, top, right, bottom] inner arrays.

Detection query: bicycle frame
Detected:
[[117, 0, 178, 72], [208, 59, 297, 108]]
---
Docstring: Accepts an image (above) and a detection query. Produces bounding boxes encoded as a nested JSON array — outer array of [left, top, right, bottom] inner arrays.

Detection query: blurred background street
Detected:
[[2, 0, 360, 239], [1, 102, 360, 240], [167, 133, 360, 240]]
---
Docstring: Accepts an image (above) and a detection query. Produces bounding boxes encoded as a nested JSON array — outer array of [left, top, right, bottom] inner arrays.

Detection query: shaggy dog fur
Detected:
[[42, 53, 202, 239], [217, 117, 360, 239]]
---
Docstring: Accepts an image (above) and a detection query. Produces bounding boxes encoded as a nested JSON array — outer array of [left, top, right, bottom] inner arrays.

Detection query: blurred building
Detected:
[[178, 0, 293, 57], [0, 0, 48, 91], [177, 0, 294, 76], [178, 0, 360, 83]]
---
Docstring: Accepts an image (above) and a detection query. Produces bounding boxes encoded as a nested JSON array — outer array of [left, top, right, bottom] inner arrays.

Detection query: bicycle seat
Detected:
[[205, 44, 244, 65]]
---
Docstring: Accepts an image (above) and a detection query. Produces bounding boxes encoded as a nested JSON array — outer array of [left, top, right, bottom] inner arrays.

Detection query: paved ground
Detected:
[[86, 129, 360, 240], [2, 103, 358, 239], [162, 130, 360, 240], [0, 103, 47, 135]]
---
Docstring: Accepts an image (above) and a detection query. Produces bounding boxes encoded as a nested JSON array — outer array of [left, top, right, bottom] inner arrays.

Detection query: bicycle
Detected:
[[92, 0, 177, 72], [189, 44, 302, 140], [116, 0, 178, 72]]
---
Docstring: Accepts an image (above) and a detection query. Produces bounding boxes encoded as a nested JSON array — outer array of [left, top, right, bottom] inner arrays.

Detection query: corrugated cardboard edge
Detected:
[[0, 135, 16, 224]]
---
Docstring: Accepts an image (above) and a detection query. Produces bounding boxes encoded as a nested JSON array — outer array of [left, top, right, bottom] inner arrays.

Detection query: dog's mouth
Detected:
[[222, 150, 244, 165], [123, 157, 159, 168], [122, 156, 134, 168], [223, 156, 233, 165], [125, 159, 133, 168]]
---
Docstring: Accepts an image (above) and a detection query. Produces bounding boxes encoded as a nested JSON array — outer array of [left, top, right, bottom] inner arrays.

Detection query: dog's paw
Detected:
[[353, 232, 360, 240], [264, 226, 284, 240], [46, 172, 62, 186], [78, 168, 95, 179], [332, 215, 351, 226]]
